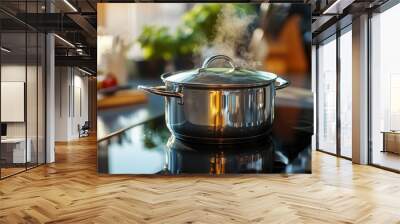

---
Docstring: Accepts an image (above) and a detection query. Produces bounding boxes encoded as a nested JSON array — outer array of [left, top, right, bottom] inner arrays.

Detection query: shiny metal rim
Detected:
[[161, 72, 275, 89]]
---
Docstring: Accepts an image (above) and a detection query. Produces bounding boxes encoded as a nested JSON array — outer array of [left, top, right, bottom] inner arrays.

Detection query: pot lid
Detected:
[[162, 55, 278, 88]]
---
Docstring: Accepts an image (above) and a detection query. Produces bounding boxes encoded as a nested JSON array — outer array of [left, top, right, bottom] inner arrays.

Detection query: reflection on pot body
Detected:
[[165, 84, 274, 142]]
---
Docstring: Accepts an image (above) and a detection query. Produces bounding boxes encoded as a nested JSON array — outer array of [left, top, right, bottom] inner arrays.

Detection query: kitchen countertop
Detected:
[[97, 80, 164, 140]]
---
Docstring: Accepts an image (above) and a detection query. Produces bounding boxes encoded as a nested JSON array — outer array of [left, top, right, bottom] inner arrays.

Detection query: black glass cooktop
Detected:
[[98, 114, 312, 175]]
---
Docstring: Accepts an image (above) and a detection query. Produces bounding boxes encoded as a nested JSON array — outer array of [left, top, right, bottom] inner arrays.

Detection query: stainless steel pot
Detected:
[[139, 55, 289, 143]]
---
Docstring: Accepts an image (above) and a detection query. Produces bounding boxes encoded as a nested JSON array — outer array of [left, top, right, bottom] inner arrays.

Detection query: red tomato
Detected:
[[102, 74, 118, 88]]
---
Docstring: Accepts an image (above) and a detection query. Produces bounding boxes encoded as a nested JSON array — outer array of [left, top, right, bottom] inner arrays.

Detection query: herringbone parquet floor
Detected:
[[1, 135, 400, 224]]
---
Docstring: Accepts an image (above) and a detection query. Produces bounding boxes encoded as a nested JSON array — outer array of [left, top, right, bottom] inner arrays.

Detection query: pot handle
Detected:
[[201, 55, 236, 70], [138, 85, 183, 98], [275, 77, 290, 90]]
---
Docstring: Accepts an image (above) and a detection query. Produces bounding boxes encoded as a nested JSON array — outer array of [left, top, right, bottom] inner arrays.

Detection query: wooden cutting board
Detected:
[[98, 90, 148, 110]]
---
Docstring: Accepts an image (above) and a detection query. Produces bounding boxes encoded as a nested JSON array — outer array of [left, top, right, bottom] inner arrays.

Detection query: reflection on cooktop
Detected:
[[167, 136, 278, 174], [98, 116, 311, 175]]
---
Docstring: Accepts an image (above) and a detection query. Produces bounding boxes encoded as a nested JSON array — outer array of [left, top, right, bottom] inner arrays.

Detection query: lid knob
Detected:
[[201, 55, 236, 70]]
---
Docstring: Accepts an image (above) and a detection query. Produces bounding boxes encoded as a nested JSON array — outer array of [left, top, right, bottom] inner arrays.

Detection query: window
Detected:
[[317, 36, 337, 154], [339, 28, 352, 158], [370, 3, 400, 171]]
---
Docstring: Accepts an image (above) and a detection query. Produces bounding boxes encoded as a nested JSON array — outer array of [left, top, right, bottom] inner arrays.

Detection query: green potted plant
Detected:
[[172, 3, 223, 70], [136, 25, 175, 77], [181, 3, 222, 43], [136, 4, 257, 73], [172, 26, 200, 70]]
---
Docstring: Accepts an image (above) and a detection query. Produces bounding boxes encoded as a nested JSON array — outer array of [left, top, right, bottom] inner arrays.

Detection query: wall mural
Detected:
[[96, 3, 312, 175]]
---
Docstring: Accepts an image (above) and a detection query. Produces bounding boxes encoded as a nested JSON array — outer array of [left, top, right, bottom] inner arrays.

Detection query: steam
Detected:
[[202, 5, 263, 69]]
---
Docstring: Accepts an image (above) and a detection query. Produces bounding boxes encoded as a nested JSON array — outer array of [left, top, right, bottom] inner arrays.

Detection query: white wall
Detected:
[[1, 66, 26, 136], [71, 73, 89, 138], [1, 63, 46, 164], [55, 67, 89, 141], [55, 67, 68, 141], [1, 65, 37, 138]]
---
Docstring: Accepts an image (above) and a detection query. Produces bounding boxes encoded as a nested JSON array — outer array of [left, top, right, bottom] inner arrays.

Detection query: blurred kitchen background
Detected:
[[97, 3, 312, 140]]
